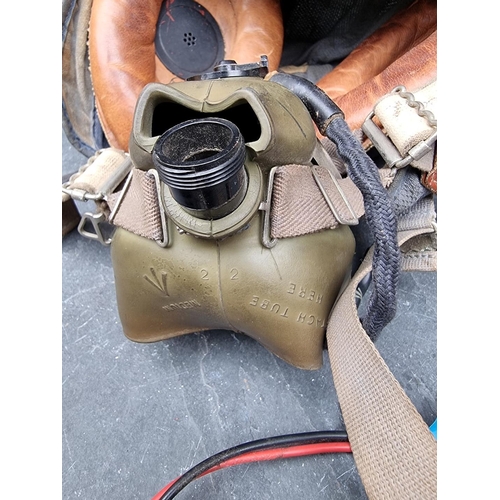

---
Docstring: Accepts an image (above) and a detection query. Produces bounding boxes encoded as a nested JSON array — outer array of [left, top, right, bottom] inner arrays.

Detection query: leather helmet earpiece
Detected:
[[89, 0, 284, 151]]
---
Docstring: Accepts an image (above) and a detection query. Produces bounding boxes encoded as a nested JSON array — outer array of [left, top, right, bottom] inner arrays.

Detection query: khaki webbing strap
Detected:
[[368, 81, 437, 176], [66, 148, 127, 196], [326, 225, 437, 499], [106, 163, 364, 241], [398, 196, 438, 272], [270, 164, 365, 238], [374, 82, 437, 162], [66, 159, 365, 242], [107, 169, 164, 242]]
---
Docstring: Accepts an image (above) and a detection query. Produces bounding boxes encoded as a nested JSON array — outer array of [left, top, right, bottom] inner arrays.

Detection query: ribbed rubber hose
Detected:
[[269, 72, 400, 339]]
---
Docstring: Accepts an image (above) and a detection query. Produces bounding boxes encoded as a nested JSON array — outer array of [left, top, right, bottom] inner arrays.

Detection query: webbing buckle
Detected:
[[311, 165, 359, 226], [62, 152, 133, 245], [78, 212, 114, 246], [362, 112, 437, 169], [77, 168, 136, 246], [259, 166, 278, 249], [311, 140, 359, 225], [61, 154, 133, 202]]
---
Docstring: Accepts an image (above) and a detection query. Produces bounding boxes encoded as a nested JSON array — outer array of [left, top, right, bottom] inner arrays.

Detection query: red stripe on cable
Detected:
[[151, 441, 352, 500]]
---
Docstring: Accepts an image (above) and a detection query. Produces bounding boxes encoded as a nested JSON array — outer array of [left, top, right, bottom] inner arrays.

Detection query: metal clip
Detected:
[[62, 155, 133, 202], [311, 165, 359, 226], [259, 166, 278, 249], [60, 186, 104, 202], [63, 154, 134, 245], [362, 112, 437, 169], [149, 169, 170, 248], [311, 139, 359, 224], [78, 212, 113, 246], [312, 139, 343, 179]]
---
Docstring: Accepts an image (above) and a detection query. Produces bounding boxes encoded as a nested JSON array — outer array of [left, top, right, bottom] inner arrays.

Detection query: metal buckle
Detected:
[[310, 139, 358, 225], [62, 155, 133, 202], [78, 212, 113, 246], [312, 139, 343, 179], [311, 165, 359, 226], [60, 186, 104, 202], [259, 166, 278, 249], [149, 169, 170, 248], [63, 154, 134, 245], [362, 112, 437, 169]]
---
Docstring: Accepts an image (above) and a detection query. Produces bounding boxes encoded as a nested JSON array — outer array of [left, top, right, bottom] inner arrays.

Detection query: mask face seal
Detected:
[[155, 0, 225, 79]]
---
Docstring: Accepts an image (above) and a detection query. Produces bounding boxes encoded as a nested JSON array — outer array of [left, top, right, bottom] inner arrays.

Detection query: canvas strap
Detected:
[[363, 82, 438, 193], [63, 151, 367, 243], [326, 222, 437, 499], [321, 80, 438, 499]]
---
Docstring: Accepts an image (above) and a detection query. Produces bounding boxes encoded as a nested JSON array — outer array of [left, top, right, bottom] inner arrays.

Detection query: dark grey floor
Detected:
[[62, 130, 437, 500]]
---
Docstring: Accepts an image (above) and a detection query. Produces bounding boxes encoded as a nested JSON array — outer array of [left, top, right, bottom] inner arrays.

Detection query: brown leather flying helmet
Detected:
[[89, 0, 284, 151]]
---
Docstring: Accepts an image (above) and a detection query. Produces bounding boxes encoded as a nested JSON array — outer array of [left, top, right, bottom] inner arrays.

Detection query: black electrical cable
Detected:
[[326, 117, 400, 338], [158, 431, 348, 500], [269, 72, 401, 340]]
